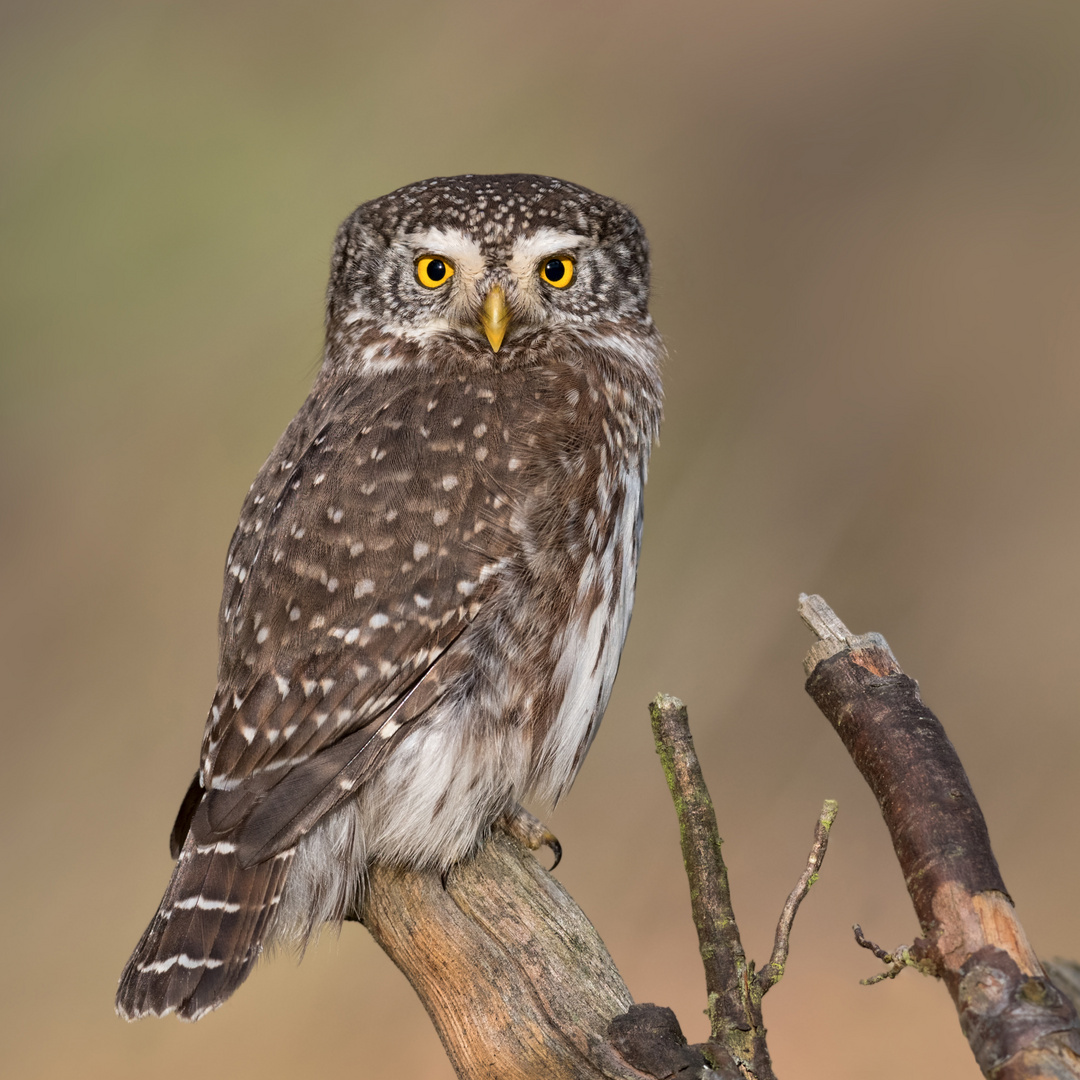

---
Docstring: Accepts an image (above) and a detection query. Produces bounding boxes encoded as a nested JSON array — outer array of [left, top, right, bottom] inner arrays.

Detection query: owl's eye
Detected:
[[416, 256, 455, 288], [539, 257, 574, 288]]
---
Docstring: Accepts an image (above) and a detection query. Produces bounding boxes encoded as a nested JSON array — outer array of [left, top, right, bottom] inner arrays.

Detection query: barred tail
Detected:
[[116, 834, 294, 1021]]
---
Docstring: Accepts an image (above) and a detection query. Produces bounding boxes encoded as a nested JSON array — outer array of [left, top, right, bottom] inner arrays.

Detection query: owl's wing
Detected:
[[184, 372, 520, 867]]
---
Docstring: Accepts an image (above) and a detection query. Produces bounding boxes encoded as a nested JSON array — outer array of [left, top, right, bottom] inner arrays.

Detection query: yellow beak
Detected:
[[479, 285, 510, 352]]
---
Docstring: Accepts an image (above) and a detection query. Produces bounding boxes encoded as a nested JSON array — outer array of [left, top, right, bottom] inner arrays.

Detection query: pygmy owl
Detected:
[[116, 174, 664, 1021]]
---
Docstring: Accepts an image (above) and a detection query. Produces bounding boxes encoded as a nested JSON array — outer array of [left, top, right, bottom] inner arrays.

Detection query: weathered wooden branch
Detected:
[[798, 593, 1080, 1080], [358, 828, 713, 1080]]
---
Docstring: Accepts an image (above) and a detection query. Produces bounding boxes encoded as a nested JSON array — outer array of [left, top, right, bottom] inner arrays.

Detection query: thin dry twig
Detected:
[[756, 799, 839, 995], [852, 924, 926, 985]]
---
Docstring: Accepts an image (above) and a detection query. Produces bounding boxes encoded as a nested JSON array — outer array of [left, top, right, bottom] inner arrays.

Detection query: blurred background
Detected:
[[3, 1, 1079, 1076]]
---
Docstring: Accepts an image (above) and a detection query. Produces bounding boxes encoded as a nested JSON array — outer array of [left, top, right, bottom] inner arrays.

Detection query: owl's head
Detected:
[[326, 175, 652, 358]]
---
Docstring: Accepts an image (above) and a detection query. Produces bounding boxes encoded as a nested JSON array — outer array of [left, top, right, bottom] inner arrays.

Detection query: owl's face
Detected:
[[327, 174, 652, 357]]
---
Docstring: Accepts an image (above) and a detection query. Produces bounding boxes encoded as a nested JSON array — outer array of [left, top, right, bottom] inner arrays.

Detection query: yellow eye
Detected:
[[416, 256, 455, 288], [539, 257, 574, 288]]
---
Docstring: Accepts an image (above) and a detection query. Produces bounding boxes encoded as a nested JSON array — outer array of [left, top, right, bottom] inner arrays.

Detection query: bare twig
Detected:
[[799, 593, 1080, 1080], [852, 924, 930, 985], [756, 799, 839, 995]]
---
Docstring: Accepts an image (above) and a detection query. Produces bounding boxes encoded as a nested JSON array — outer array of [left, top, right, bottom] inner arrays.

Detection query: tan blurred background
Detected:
[[3, 1, 1079, 1076]]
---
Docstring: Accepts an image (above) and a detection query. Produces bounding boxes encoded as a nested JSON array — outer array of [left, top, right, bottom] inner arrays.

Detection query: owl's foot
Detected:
[[499, 805, 562, 870]]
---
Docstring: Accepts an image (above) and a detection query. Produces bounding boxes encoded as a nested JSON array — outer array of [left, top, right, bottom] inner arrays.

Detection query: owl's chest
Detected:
[[464, 422, 643, 785], [522, 452, 644, 804]]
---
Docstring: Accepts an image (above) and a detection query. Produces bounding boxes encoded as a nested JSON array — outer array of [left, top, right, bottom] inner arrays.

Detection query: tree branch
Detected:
[[756, 799, 838, 995], [648, 693, 761, 1074], [798, 593, 1080, 1079], [649, 694, 836, 1078], [358, 828, 714, 1080], [359, 830, 639, 1080]]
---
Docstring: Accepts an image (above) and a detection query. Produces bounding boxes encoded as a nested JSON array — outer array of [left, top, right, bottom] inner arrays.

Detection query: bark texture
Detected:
[[799, 593, 1080, 1080], [359, 829, 712, 1080], [649, 693, 772, 1077]]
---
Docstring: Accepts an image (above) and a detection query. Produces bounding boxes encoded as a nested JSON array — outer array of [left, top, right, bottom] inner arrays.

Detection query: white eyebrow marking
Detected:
[[405, 227, 485, 278], [508, 228, 587, 275]]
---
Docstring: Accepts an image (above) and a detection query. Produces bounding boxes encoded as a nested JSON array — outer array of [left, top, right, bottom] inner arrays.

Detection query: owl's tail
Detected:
[[115, 833, 295, 1021]]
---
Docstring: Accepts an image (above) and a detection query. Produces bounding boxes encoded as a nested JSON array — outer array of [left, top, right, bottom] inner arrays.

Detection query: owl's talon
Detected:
[[500, 805, 562, 871], [546, 836, 562, 871]]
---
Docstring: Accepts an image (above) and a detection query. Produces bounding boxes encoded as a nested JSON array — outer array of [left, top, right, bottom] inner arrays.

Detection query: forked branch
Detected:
[[650, 694, 837, 1078]]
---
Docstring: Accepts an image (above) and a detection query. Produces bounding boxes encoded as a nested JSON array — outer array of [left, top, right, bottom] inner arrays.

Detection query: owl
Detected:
[[116, 174, 664, 1021]]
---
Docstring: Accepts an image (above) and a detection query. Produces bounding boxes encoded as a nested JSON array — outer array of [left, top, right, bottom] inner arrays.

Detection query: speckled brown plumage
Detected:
[[117, 174, 664, 1021]]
